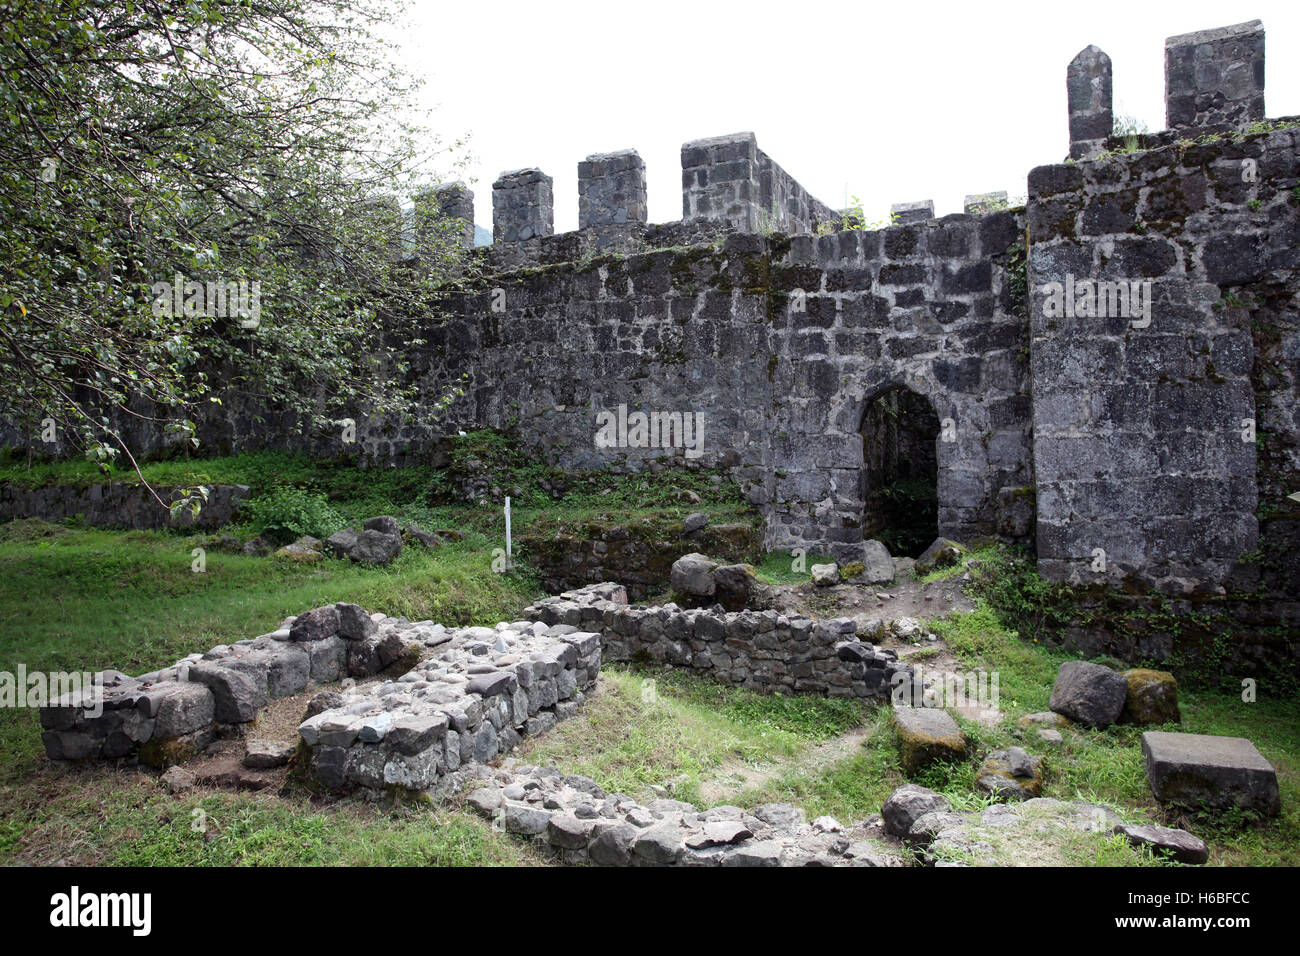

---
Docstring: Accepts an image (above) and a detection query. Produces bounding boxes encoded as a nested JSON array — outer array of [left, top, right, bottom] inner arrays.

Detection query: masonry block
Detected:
[[1165, 20, 1265, 130]]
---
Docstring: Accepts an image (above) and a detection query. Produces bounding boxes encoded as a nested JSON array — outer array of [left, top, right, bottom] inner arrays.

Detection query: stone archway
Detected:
[[859, 384, 940, 558]]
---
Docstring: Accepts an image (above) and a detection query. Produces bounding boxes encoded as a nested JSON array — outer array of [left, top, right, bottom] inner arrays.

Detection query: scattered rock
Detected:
[[1113, 823, 1209, 864], [682, 512, 709, 535], [305, 691, 344, 719], [882, 783, 950, 837], [914, 537, 967, 575], [848, 540, 894, 585], [349, 528, 402, 566], [811, 563, 840, 587], [1121, 668, 1181, 725], [243, 739, 296, 769], [976, 748, 1045, 801], [1049, 660, 1128, 729], [1018, 711, 1072, 730], [159, 766, 195, 794]]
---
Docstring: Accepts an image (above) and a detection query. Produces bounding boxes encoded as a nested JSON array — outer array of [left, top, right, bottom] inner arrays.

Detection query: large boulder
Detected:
[[335, 603, 377, 641], [349, 529, 402, 566], [913, 537, 967, 575], [881, 784, 949, 837], [893, 706, 968, 776], [1140, 731, 1280, 817], [670, 553, 717, 600], [1121, 669, 1181, 725], [1049, 660, 1128, 729]]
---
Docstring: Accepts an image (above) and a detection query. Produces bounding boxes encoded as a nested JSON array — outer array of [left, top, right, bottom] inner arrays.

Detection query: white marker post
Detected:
[[504, 496, 512, 570]]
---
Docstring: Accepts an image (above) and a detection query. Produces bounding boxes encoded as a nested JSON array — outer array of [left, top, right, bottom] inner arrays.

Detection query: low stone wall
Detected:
[[39, 601, 603, 799], [525, 583, 914, 699], [38, 602, 420, 763], [463, 760, 903, 867], [299, 618, 601, 797], [1, 481, 249, 530]]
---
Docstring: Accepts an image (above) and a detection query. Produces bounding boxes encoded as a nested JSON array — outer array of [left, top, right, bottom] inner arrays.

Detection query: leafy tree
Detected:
[[0, 0, 473, 512]]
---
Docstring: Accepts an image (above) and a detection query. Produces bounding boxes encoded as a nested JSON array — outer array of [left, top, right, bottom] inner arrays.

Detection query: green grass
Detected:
[[0, 511, 1294, 867], [517, 666, 864, 806], [0, 773, 537, 866], [752, 549, 833, 586]]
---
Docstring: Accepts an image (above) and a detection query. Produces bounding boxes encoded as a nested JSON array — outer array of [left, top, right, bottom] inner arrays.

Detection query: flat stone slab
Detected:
[[1140, 731, 1280, 817], [893, 706, 968, 776], [1114, 824, 1209, 865]]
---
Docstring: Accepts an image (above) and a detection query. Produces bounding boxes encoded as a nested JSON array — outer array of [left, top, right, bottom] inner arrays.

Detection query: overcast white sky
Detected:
[[391, 1, 1300, 233]]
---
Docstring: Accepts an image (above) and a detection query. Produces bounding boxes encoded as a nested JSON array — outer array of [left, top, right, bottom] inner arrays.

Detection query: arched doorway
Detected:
[[860, 385, 940, 557]]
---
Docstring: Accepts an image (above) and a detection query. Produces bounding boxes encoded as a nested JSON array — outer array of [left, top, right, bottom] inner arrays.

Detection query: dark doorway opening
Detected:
[[860, 386, 940, 558]]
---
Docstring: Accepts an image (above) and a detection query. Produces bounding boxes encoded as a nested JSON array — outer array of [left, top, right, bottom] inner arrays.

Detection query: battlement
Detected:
[[405, 18, 1276, 265]]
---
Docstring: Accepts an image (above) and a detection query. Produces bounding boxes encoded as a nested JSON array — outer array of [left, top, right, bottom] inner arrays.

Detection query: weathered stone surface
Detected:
[[189, 662, 267, 723], [682, 512, 709, 535], [670, 553, 717, 598], [1141, 731, 1280, 816], [159, 766, 196, 793], [349, 529, 402, 566], [811, 563, 839, 587], [589, 822, 638, 865], [1049, 660, 1128, 729], [324, 529, 358, 558], [1121, 668, 1180, 725], [849, 540, 894, 585], [893, 706, 968, 776], [335, 603, 377, 641], [976, 748, 1045, 801], [243, 739, 296, 769], [289, 605, 339, 642], [1114, 823, 1209, 864], [363, 515, 400, 536], [503, 802, 552, 835], [882, 783, 950, 837], [684, 820, 752, 849], [152, 683, 216, 738], [914, 538, 967, 575]]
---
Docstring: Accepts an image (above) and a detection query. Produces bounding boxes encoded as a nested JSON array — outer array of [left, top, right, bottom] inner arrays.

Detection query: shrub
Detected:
[[243, 488, 344, 544]]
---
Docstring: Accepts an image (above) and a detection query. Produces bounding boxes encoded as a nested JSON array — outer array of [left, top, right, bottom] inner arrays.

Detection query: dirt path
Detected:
[[698, 724, 876, 806]]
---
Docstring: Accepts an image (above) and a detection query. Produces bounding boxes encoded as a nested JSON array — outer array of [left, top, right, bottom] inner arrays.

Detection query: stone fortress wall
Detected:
[[5, 20, 1297, 657]]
